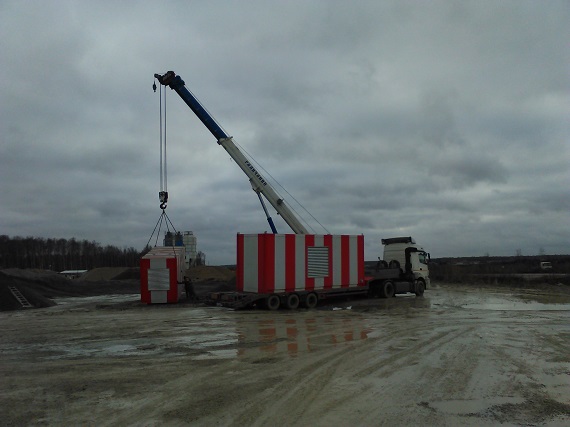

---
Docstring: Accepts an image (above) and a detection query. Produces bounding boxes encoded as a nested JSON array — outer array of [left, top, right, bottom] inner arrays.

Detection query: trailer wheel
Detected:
[[266, 294, 281, 310], [415, 280, 425, 297], [303, 292, 318, 309], [383, 281, 395, 298], [286, 293, 300, 310]]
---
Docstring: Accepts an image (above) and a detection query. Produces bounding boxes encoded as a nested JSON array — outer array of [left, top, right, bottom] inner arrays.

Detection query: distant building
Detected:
[[163, 231, 184, 247], [183, 231, 198, 269], [59, 270, 88, 279], [163, 230, 198, 269], [540, 261, 553, 270]]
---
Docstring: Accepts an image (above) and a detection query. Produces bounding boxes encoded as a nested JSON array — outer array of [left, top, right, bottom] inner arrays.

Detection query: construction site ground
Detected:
[[1, 268, 569, 426]]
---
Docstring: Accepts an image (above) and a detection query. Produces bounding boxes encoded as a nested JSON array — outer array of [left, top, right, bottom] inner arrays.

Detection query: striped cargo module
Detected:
[[140, 246, 185, 304], [236, 234, 365, 294]]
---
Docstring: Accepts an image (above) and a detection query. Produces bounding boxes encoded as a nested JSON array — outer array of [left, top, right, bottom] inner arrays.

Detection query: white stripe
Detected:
[[350, 235, 358, 284], [313, 235, 324, 288], [149, 258, 166, 269], [332, 235, 342, 288]]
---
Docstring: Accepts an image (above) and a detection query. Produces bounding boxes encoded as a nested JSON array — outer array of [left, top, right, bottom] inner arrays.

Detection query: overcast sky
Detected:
[[1, 0, 569, 264]]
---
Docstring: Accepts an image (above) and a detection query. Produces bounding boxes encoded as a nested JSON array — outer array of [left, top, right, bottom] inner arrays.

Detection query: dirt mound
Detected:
[[0, 266, 235, 311], [0, 269, 71, 311], [0, 269, 139, 311], [78, 267, 133, 281], [186, 266, 235, 282], [2, 268, 65, 281], [113, 268, 140, 280]]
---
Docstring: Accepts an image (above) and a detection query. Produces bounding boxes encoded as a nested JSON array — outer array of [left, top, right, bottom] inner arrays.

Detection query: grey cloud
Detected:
[[1, 0, 569, 263]]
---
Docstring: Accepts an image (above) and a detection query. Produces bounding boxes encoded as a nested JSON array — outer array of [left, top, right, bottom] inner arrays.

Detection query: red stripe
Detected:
[[285, 234, 296, 292], [267, 233, 275, 293], [305, 234, 315, 291], [323, 234, 333, 289], [262, 234, 275, 293], [257, 234, 264, 293], [236, 234, 244, 292], [341, 235, 350, 287], [140, 258, 149, 303]]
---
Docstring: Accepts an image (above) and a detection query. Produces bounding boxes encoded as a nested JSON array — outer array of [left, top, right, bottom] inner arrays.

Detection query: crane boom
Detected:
[[154, 71, 309, 235]]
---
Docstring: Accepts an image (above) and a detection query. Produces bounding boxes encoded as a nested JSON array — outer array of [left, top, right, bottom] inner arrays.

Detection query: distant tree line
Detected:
[[0, 235, 147, 271], [429, 254, 570, 283]]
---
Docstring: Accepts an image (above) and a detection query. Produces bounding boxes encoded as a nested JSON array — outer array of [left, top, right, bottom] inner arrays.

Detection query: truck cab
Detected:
[[381, 237, 430, 289]]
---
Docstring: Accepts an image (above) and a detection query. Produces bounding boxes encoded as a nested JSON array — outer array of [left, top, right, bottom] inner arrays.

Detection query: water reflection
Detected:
[[236, 314, 372, 358]]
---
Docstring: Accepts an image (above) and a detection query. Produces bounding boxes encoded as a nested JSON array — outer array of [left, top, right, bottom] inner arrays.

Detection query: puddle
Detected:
[[29, 319, 366, 360], [53, 294, 139, 308], [42, 339, 162, 359], [234, 313, 372, 358], [463, 301, 570, 311], [175, 333, 238, 348], [104, 344, 138, 354], [192, 349, 238, 360], [428, 397, 525, 415]]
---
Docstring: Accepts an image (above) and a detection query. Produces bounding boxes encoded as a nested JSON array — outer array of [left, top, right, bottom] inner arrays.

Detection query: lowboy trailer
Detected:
[[206, 233, 429, 310]]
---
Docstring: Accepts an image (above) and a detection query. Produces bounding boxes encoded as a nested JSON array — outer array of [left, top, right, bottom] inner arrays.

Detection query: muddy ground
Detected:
[[1, 282, 569, 426]]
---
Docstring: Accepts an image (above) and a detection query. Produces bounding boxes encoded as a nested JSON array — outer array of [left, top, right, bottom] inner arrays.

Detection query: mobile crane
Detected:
[[154, 71, 308, 235], [150, 71, 430, 309]]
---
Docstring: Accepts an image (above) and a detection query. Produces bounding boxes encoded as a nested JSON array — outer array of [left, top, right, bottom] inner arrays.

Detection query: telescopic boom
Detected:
[[154, 71, 309, 234]]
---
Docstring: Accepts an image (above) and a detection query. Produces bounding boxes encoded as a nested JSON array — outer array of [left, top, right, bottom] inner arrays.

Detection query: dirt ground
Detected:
[[1, 281, 569, 426]]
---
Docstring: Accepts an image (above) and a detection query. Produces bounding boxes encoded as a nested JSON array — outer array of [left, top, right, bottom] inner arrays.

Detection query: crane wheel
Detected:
[[303, 292, 318, 309], [286, 293, 300, 310]]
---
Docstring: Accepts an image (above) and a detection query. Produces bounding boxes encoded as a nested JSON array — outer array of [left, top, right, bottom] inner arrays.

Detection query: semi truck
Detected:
[[150, 71, 430, 309]]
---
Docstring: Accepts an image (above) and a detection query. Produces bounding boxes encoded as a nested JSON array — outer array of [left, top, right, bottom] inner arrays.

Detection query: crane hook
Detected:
[[153, 81, 157, 92], [159, 191, 168, 210]]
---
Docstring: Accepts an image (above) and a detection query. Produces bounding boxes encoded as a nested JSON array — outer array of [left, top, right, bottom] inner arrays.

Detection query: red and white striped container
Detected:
[[140, 246, 185, 304], [236, 233, 365, 294]]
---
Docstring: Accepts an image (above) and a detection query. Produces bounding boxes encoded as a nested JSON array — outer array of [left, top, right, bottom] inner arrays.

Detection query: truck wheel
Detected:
[[303, 292, 318, 309], [388, 260, 400, 269], [415, 280, 425, 297], [383, 281, 395, 298], [266, 294, 280, 310], [286, 293, 300, 310]]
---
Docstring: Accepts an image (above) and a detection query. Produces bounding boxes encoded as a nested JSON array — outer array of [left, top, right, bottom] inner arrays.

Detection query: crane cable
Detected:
[[148, 80, 177, 250], [153, 81, 168, 210], [234, 140, 330, 234]]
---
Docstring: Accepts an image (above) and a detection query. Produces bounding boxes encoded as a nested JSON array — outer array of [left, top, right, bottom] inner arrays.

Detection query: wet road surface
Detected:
[[1, 284, 569, 425]]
